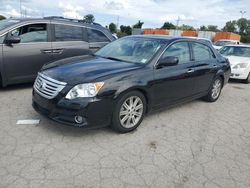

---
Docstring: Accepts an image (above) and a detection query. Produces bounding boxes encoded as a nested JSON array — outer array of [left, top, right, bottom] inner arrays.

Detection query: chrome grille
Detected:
[[34, 73, 67, 99]]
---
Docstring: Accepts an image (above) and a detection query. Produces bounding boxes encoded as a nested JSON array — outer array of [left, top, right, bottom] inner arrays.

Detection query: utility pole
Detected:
[[176, 16, 181, 28], [240, 10, 246, 18], [116, 15, 120, 30]]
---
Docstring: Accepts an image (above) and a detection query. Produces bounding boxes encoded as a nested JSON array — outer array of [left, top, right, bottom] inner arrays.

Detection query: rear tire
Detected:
[[203, 77, 223, 102], [111, 91, 146, 133]]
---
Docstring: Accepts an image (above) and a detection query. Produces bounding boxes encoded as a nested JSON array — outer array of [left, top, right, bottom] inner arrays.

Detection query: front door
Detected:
[[153, 41, 196, 107], [2, 23, 52, 84]]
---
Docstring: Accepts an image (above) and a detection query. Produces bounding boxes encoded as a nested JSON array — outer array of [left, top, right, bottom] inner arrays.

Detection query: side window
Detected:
[[161, 42, 190, 64], [10, 24, 47, 43], [55, 24, 83, 41], [0, 35, 5, 43], [192, 42, 215, 61], [87, 28, 110, 43]]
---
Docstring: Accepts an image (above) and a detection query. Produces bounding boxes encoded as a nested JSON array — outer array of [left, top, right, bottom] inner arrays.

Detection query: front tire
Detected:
[[203, 77, 223, 102], [111, 91, 146, 133]]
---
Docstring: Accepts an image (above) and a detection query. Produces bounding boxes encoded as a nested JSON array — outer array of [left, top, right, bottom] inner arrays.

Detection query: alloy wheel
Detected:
[[119, 96, 144, 128], [211, 79, 222, 99]]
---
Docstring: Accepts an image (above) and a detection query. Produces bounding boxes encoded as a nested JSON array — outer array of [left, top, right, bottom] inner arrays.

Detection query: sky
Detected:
[[0, 0, 249, 29]]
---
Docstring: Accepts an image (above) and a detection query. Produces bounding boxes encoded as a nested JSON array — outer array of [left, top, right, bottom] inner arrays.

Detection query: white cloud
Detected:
[[0, 0, 249, 28], [58, 2, 84, 19]]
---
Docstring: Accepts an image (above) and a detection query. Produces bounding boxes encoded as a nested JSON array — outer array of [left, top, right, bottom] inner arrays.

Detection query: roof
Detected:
[[224, 44, 250, 48]]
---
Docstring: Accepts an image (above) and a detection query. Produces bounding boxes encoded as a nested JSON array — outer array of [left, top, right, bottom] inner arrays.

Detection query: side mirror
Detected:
[[156, 56, 179, 68], [5, 36, 21, 44]]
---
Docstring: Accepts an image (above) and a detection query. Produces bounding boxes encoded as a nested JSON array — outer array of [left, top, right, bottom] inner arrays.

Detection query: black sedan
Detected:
[[32, 36, 231, 133]]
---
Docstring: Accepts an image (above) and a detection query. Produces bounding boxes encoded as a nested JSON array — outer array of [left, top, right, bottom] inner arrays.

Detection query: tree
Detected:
[[133, 20, 144, 28], [0, 15, 6, 20], [237, 18, 249, 35], [207, 25, 219, 32], [222, 21, 237, 33], [161, 22, 176, 30], [109, 23, 117, 33], [199, 25, 208, 31], [83, 14, 95, 23], [178, 24, 195, 31], [120, 25, 132, 35]]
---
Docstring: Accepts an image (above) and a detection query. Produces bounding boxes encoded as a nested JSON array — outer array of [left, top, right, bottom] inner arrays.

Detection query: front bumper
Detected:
[[32, 90, 114, 128], [230, 68, 249, 80]]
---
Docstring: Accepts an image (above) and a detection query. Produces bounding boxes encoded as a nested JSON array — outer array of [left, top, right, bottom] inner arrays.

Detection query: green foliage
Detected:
[[178, 24, 195, 31], [133, 20, 144, 29], [83, 14, 95, 23], [222, 21, 237, 33], [109, 23, 117, 33], [120, 25, 132, 35], [161, 22, 176, 30], [0, 15, 6, 20], [199, 25, 208, 31]]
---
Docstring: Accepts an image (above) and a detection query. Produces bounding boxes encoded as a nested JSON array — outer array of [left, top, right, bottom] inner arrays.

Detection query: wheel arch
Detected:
[[114, 87, 152, 113]]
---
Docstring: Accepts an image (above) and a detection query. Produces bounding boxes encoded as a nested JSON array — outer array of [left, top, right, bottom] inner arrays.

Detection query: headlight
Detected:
[[66, 82, 104, 99], [233, 63, 248, 69]]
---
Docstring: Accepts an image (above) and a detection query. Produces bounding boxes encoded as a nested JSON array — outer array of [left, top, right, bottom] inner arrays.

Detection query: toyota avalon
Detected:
[[32, 36, 231, 133]]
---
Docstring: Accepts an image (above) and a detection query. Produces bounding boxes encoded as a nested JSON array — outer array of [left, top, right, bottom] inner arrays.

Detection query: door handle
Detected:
[[41, 49, 52, 54], [52, 49, 63, 54], [186, 69, 195, 73], [213, 64, 218, 68]]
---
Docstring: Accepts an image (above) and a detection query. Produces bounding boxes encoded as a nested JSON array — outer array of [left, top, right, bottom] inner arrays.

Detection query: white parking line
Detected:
[[16, 119, 40, 125]]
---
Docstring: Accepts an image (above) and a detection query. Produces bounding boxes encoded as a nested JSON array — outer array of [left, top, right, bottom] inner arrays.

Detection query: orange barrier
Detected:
[[181, 31, 198, 37], [214, 32, 241, 42], [143, 29, 169, 35]]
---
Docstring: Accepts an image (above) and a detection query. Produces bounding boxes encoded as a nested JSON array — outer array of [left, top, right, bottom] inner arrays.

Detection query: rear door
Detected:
[[153, 41, 197, 107], [2, 23, 52, 84], [87, 28, 111, 52], [190, 42, 218, 93], [51, 23, 90, 61]]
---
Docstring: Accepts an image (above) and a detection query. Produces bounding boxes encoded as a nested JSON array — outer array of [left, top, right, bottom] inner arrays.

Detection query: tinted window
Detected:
[[10, 24, 47, 43], [161, 42, 190, 64], [192, 42, 214, 61], [0, 35, 5, 43], [55, 24, 83, 41], [220, 46, 250, 57], [87, 28, 110, 42]]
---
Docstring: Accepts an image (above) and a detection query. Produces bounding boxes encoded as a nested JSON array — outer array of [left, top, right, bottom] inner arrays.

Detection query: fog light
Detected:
[[75, 116, 83, 124]]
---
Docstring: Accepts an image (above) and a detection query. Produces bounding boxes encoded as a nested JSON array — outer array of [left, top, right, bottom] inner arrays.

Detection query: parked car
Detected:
[[32, 36, 231, 133], [0, 17, 114, 87], [220, 45, 250, 83], [214, 39, 240, 50]]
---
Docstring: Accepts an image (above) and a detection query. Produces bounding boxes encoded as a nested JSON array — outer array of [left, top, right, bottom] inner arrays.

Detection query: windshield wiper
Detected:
[[105, 57, 124, 62]]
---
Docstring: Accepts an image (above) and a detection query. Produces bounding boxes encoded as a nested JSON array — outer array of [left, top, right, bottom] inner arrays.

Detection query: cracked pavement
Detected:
[[0, 82, 250, 188]]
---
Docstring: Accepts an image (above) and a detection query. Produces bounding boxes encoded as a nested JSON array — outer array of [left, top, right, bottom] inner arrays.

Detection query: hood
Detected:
[[225, 55, 250, 66], [41, 55, 143, 85]]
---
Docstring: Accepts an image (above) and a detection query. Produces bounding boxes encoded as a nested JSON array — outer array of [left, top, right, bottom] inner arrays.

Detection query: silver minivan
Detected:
[[0, 17, 114, 87]]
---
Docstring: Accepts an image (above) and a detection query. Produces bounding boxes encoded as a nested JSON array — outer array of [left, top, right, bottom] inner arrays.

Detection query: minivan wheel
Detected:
[[111, 91, 146, 133], [203, 77, 223, 102]]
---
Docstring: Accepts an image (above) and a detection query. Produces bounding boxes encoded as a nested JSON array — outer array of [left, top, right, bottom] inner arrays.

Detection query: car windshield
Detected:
[[220, 46, 250, 57], [0, 19, 20, 31], [95, 37, 165, 64], [215, 41, 235, 46]]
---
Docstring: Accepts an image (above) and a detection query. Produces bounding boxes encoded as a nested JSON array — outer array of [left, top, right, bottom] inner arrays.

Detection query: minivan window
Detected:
[[10, 23, 47, 43], [192, 42, 214, 61], [0, 35, 5, 43], [87, 28, 110, 42], [0, 19, 20, 30], [55, 24, 83, 41], [161, 42, 190, 64]]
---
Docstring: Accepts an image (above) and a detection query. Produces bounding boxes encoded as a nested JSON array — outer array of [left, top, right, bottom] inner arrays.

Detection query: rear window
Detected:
[[87, 28, 110, 43], [55, 24, 83, 41], [192, 42, 215, 61]]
